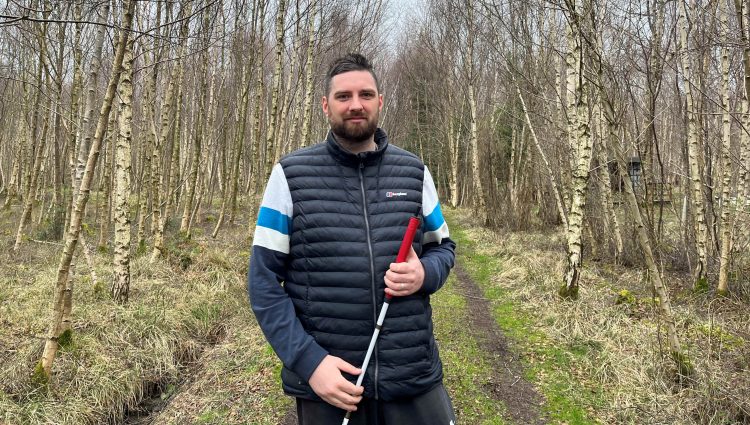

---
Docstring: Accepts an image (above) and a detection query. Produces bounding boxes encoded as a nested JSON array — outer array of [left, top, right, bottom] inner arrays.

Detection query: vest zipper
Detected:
[[358, 160, 379, 400]]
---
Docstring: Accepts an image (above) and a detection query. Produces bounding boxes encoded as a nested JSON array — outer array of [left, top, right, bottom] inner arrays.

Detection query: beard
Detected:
[[329, 111, 378, 144]]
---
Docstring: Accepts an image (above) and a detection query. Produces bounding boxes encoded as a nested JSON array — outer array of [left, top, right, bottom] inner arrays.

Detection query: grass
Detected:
[[0, 212, 284, 425], [445, 206, 750, 425], [433, 276, 509, 424], [445, 208, 601, 424], [2, 198, 748, 425]]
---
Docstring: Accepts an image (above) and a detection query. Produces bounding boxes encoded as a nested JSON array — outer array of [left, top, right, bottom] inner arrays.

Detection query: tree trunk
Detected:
[[678, 0, 709, 289], [560, 0, 593, 299], [111, 39, 134, 304], [299, 0, 318, 150], [135, 2, 163, 251], [466, 0, 486, 220], [275, 1, 302, 160], [610, 117, 693, 377], [179, 3, 207, 237], [14, 15, 49, 251], [51, 14, 68, 240], [449, 110, 460, 208], [731, 0, 750, 287], [154, 2, 191, 259], [717, 0, 733, 296], [264, 0, 286, 177], [97, 115, 116, 250], [594, 107, 623, 260], [37, 0, 134, 380], [514, 77, 569, 228]]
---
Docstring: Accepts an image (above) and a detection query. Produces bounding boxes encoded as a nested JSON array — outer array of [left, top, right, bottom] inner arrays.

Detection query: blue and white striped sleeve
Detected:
[[419, 166, 456, 295], [248, 164, 327, 382], [253, 163, 293, 253], [422, 166, 450, 245]]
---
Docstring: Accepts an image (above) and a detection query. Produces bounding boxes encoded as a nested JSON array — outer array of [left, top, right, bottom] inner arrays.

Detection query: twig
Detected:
[[28, 238, 64, 246]]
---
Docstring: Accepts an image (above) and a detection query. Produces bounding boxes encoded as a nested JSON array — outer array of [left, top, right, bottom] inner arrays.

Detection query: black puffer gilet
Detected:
[[279, 129, 443, 401]]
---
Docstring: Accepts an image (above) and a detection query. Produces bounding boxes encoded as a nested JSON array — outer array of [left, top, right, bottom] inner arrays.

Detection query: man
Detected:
[[249, 53, 456, 424]]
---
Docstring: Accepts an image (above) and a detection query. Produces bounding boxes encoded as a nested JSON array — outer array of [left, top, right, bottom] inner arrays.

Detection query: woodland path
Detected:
[[280, 262, 546, 425]]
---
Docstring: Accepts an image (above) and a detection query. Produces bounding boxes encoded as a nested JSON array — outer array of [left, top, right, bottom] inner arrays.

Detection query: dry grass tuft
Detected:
[[451, 207, 750, 424], [0, 215, 274, 425]]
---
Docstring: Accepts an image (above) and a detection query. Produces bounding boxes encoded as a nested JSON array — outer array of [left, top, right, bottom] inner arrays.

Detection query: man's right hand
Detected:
[[308, 355, 364, 412]]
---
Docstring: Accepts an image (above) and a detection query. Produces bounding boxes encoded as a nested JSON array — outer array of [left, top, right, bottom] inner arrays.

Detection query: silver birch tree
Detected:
[[37, 0, 134, 380], [111, 38, 135, 303], [678, 0, 710, 289]]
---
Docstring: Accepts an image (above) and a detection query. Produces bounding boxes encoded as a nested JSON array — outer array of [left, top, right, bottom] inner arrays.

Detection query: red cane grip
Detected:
[[385, 216, 421, 301]]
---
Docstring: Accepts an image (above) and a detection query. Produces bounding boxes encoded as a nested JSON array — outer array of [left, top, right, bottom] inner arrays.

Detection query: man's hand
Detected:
[[309, 355, 364, 412], [384, 246, 424, 297]]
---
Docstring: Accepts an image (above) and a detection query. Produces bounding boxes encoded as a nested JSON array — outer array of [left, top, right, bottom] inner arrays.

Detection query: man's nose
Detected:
[[349, 96, 364, 111]]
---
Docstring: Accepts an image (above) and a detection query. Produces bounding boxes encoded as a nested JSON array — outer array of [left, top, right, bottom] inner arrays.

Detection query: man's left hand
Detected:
[[384, 246, 424, 297]]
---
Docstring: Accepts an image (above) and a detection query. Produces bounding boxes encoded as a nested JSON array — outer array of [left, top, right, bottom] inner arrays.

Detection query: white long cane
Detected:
[[342, 216, 421, 425]]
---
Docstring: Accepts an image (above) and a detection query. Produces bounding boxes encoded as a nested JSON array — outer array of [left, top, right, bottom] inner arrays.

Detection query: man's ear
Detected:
[[321, 96, 329, 116], [378, 93, 383, 111]]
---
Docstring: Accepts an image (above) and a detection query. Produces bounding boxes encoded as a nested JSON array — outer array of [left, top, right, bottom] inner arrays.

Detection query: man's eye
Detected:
[[337, 94, 350, 100], [362, 93, 374, 98]]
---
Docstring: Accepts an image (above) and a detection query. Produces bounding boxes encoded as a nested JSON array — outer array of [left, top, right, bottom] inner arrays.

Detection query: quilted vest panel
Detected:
[[279, 131, 442, 401]]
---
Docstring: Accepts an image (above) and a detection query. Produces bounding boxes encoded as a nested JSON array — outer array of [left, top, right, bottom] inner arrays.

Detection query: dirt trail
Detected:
[[453, 263, 547, 425]]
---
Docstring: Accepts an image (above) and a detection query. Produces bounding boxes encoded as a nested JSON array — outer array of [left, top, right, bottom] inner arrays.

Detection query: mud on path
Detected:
[[452, 263, 546, 425]]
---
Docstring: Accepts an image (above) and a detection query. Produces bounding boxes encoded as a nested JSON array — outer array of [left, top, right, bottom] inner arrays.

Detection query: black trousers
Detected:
[[295, 384, 456, 425]]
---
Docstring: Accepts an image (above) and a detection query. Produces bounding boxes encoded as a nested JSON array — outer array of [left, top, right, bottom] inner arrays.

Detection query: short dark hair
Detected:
[[324, 53, 380, 96]]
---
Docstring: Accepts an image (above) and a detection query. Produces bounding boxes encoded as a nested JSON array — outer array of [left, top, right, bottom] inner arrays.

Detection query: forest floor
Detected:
[[1, 204, 749, 424]]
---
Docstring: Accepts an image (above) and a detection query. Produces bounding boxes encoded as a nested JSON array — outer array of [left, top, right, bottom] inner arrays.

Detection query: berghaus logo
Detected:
[[386, 191, 407, 198]]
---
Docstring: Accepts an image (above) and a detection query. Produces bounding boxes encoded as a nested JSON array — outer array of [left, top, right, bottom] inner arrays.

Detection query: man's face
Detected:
[[322, 70, 383, 144]]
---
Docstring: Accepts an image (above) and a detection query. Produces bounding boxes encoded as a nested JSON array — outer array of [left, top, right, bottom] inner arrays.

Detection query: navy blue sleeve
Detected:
[[420, 237, 456, 294], [248, 246, 328, 381]]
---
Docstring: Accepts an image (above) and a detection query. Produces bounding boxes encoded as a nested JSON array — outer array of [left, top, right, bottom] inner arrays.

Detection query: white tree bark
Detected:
[[111, 39, 134, 303], [265, 0, 286, 176], [299, 0, 318, 149], [733, 0, 750, 274], [38, 0, 134, 379], [678, 0, 709, 288], [717, 0, 733, 296], [466, 0, 486, 219], [180, 2, 208, 236], [560, 0, 593, 299], [154, 2, 191, 259]]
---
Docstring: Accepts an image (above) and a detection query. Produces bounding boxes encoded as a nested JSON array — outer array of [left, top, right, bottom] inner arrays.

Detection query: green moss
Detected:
[[615, 289, 636, 305], [31, 361, 49, 390], [716, 288, 729, 298], [693, 277, 709, 294], [558, 282, 579, 300], [207, 252, 232, 271], [196, 407, 228, 424], [93, 280, 105, 296], [180, 254, 193, 270], [641, 296, 660, 306], [671, 350, 695, 377], [697, 324, 745, 349], [160, 383, 177, 401], [58, 329, 73, 349], [136, 239, 148, 256]]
